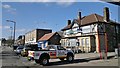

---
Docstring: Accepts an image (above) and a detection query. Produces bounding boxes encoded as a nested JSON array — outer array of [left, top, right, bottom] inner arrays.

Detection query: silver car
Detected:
[[15, 46, 24, 55]]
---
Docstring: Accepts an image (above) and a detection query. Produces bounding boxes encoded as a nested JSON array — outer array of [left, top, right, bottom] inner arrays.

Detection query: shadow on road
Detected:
[[48, 55, 115, 66]]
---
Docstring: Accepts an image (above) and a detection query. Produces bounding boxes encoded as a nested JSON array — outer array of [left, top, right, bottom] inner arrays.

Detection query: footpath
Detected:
[[75, 52, 116, 60]]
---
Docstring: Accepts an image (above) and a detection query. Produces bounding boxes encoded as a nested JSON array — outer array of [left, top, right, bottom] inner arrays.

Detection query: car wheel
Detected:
[[67, 55, 74, 62], [27, 57, 31, 61], [40, 57, 49, 66]]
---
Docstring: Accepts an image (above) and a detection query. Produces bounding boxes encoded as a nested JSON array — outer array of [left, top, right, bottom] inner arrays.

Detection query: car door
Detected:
[[57, 46, 67, 58], [49, 46, 57, 59]]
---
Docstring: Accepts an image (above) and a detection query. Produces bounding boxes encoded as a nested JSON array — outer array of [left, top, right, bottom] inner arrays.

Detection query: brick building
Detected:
[[25, 29, 52, 44]]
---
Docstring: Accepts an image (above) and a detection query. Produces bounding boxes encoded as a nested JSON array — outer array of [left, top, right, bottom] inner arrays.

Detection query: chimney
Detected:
[[78, 11, 81, 20], [67, 20, 71, 25], [103, 7, 110, 22]]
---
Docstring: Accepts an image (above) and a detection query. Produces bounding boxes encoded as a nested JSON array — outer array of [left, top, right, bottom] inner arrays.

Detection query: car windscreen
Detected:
[[25, 44, 38, 51], [18, 47, 24, 49]]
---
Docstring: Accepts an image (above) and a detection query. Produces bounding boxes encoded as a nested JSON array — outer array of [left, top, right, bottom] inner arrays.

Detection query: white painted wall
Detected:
[[64, 24, 98, 37], [0, 41, 1, 46]]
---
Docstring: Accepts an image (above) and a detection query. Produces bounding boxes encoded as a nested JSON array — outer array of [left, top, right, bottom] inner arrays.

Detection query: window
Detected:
[[76, 39, 80, 46], [57, 46, 66, 50], [48, 46, 56, 50], [81, 38, 85, 46], [116, 26, 119, 33], [61, 40, 65, 46], [85, 38, 89, 46]]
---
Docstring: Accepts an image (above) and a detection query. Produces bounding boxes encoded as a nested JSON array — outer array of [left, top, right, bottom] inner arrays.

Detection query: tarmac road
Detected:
[[0, 46, 119, 68], [0, 46, 25, 66]]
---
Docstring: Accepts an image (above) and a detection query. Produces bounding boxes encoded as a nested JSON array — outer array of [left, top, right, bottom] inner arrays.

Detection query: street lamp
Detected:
[[10, 27, 13, 40], [6, 20, 16, 46]]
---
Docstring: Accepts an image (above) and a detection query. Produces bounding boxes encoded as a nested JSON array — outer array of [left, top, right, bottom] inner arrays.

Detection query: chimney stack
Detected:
[[103, 7, 110, 22], [67, 20, 71, 25], [78, 11, 81, 20]]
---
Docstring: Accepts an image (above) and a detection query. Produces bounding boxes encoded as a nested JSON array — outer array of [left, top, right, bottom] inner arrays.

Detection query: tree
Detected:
[[1, 38, 6, 46]]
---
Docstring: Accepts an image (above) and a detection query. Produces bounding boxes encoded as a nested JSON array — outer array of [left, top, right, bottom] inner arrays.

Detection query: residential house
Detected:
[[61, 7, 120, 53], [38, 32, 61, 49], [25, 29, 52, 44]]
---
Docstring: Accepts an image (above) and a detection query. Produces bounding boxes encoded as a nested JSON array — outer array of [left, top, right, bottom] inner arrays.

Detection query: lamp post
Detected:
[[10, 27, 13, 40], [6, 20, 16, 47]]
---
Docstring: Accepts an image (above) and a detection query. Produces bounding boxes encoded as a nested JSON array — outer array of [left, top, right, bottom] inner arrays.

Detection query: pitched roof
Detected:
[[57, 31, 64, 38], [61, 14, 105, 31], [80, 14, 105, 25], [38, 32, 56, 41]]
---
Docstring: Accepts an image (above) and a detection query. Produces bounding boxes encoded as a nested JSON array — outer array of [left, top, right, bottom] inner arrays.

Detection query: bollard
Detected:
[[101, 50, 107, 60]]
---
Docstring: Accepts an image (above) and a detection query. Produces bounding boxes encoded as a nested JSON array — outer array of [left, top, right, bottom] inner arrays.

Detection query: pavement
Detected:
[[75, 52, 116, 60], [49, 52, 116, 63]]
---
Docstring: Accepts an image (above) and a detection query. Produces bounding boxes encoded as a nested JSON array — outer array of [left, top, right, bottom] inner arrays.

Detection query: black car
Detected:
[[21, 44, 39, 57], [21, 46, 31, 57]]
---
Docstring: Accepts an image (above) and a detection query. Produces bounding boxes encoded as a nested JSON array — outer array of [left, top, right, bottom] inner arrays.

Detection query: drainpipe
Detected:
[[97, 24, 102, 59]]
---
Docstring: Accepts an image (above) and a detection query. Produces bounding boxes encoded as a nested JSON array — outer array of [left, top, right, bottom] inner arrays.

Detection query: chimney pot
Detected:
[[104, 7, 110, 22], [78, 11, 81, 20]]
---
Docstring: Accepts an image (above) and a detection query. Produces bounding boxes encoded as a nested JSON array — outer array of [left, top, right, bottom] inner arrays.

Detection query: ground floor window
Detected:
[[81, 38, 85, 46], [85, 38, 89, 46]]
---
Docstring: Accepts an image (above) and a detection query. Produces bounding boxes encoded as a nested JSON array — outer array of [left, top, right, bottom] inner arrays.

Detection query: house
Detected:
[[61, 7, 120, 53], [38, 32, 61, 49], [25, 29, 52, 44]]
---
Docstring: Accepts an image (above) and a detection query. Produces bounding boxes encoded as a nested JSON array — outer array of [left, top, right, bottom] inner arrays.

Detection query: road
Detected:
[[0, 46, 25, 66], [0, 46, 119, 68]]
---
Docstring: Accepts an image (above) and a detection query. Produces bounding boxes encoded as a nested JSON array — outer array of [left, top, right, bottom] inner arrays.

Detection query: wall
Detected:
[[105, 24, 116, 51], [25, 30, 36, 44], [63, 24, 98, 38], [25, 29, 52, 44], [0, 40, 1, 46], [37, 29, 52, 42], [49, 33, 61, 45], [77, 36, 95, 52]]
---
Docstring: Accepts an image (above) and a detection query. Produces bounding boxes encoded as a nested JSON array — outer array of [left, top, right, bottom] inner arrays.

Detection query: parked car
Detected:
[[33, 45, 74, 66], [24, 44, 39, 61], [21, 46, 31, 57], [15, 45, 24, 55], [13, 45, 18, 51]]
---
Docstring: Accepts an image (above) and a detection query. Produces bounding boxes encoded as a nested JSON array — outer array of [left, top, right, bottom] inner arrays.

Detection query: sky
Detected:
[[1, 1, 119, 39]]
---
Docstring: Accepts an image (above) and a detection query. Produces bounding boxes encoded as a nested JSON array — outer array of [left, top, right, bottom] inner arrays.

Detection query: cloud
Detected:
[[2, 0, 101, 7], [0, 25, 2, 28], [2, 0, 76, 7], [2, 4, 11, 9], [4, 26, 10, 29], [2, 4, 17, 14], [2, 0, 100, 2], [56, 0, 76, 7], [0, 25, 11, 29]]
